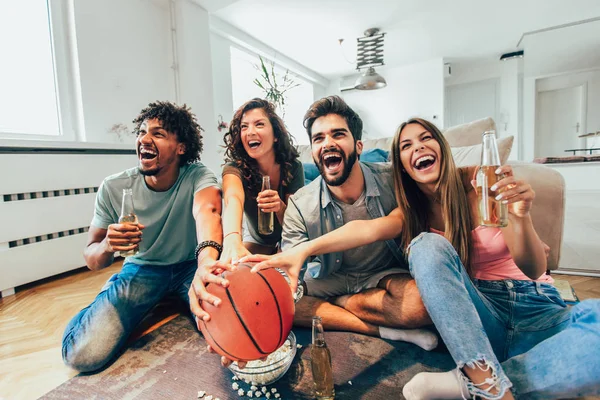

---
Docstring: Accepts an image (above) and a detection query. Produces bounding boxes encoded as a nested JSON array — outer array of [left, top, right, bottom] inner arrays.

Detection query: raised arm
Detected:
[[242, 207, 404, 289], [493, 165, 547, 279], [220, 173, 252, 263]]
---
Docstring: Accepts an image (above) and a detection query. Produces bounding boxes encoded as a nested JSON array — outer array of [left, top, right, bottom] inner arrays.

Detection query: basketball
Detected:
[[199, 263, 295, 361]]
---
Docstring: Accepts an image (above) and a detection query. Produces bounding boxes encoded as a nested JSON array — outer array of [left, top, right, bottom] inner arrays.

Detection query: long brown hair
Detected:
[[223, 98, 299, 196], [391, 118, 473, 270]]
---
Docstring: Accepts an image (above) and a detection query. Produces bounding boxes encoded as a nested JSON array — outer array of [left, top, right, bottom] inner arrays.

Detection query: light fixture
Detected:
[[354, 28, 387, 90], [500, 50, 524, 61], [354, 67, 387, 90]]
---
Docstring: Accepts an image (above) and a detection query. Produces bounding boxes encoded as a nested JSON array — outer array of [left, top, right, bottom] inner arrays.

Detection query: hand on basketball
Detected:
[[220, 234, 251, 265], [189, 258, 236, 324], [240, 242, 310, 294], [206, 345, 248, 369], [490, 165, 535, 218], [257, 189, 283, 213], [104, 222, 145, 253]]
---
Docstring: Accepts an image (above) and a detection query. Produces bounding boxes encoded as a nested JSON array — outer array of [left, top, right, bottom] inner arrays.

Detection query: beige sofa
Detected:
[[296, 117, 565, 270]]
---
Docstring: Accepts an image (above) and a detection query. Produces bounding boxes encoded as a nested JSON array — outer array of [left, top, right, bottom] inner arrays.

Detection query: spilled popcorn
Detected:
[[230, 340, 294, 385]]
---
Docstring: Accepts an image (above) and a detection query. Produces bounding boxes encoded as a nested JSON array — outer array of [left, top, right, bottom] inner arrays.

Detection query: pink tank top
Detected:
[[430, 226, 553, 283]]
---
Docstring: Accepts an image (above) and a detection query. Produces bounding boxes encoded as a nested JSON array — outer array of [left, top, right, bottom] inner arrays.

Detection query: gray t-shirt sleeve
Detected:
[[280, 195, 309, 251], [193, 164, 220, 193], [91, 181, 118, 229]]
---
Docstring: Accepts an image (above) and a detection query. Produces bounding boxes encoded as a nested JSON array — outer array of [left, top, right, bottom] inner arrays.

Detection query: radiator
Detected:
[[0, 148, 137, 295]]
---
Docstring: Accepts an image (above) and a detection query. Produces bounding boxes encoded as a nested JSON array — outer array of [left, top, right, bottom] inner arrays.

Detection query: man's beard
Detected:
[[314, 146, 358, 187], [138, 167, 160, 176]]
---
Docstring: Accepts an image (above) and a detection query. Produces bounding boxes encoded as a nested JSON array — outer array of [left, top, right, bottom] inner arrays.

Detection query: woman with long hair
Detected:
[[243, 118, 600, 399], [221, 98, 304, 262]]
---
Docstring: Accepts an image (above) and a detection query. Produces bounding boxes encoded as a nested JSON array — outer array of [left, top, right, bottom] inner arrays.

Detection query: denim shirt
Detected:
[[281, 161, 407, 279]]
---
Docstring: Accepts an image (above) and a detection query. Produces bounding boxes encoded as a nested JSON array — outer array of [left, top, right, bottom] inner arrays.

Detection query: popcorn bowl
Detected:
[[228, 331, 297, 386]]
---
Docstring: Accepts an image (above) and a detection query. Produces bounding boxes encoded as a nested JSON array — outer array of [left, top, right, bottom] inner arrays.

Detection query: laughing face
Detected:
[[136, 118, 184, 176], [398, 123, 442, 187], [240, 108, 276, 160], [310, 114, 362, 187]]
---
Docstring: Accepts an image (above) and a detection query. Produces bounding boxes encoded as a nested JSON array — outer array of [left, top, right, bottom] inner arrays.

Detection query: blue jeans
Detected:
[[62, 260, 196, 372], [408, 233, 600, 399]]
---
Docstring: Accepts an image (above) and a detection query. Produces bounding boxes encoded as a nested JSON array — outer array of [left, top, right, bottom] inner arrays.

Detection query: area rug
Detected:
[[42, 315, 454, 399]]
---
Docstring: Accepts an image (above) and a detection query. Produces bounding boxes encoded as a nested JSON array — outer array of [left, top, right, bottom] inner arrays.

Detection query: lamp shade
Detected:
[[354, 67, 387, 90]]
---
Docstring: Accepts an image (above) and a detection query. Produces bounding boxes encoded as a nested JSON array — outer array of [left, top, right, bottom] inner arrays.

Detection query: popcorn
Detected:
[[198, 391, 206, 398], [232, 382, 239, 390], [265, 393, 271, 399], [271, 389, 277, 394], [205, 396, 213, 400], [232, 375, 239, 381], [274, 394, 280, 399], [248, 391, 253, 398], [261, 387, 267, 393], [237, 389, 245, 396], [255, 391, 262, 397], [348, 380, 353, 385], [296, 344, 302, 349], [250, 385, 257, 391]]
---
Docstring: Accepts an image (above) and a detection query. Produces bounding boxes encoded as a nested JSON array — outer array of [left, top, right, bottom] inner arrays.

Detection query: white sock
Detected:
[[378, 326, 439, 351], [403, 369, 471, 400]]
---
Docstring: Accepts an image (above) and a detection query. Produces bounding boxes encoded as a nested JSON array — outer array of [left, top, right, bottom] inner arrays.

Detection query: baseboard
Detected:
[[553, 268, 600, 278]]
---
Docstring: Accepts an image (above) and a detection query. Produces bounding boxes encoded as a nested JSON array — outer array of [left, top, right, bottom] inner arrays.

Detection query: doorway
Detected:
[[535, 85, 585, 157]]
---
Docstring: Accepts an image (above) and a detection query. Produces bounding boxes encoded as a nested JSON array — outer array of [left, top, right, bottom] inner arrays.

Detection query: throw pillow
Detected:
[[451, 136, 514, 167], [361, 148, 389, 163], [303, 162, 320, 185]]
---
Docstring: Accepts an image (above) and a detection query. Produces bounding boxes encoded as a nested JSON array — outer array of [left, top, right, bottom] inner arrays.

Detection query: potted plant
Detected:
[[253, 56, 300, 118]]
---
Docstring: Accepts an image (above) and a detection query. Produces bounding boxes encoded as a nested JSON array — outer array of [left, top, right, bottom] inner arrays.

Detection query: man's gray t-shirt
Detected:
[[331, 191, 396, 274], [91, 163, 219, 266]]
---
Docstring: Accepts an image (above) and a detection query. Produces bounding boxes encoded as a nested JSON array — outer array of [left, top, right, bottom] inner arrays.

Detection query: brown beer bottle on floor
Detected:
[[476, 130, 508, 227], [311, 316, 334, 399]]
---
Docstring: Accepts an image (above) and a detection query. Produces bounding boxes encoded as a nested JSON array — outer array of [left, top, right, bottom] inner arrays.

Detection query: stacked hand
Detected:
[[104, 222, 145, 253]]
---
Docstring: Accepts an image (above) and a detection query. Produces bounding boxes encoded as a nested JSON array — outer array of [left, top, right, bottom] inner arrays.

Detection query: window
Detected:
[[230, 47, 314, 146], [0, 0, 60, 136]]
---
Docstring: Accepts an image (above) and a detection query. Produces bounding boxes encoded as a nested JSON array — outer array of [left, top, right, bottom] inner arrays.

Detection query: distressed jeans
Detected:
[[409, 233, 600, 399], [62, 260, 196, 372]]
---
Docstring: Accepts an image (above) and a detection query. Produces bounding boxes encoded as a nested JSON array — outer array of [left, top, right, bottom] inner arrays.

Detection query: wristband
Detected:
[[195, 240, 223, 259]]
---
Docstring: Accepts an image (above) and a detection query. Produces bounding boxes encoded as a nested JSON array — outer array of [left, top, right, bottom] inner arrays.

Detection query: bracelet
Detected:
[[195, 240, 223, 259], [224, 231, 241, 239]]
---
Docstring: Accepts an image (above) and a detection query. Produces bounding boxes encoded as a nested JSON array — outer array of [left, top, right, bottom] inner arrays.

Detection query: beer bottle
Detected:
[[257, 175, 274, 235], [311, 316, 335, 399], [118, 188, 139, 256], [476, 131, 508, 227]]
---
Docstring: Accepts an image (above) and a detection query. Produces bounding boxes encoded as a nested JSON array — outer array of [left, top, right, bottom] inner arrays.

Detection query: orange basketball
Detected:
[[199, 263, 295, 361]]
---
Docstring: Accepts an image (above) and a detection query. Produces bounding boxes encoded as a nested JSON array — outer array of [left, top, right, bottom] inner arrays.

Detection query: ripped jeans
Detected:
[[409, 233, 600, 399], [61, 260, 196, 373]]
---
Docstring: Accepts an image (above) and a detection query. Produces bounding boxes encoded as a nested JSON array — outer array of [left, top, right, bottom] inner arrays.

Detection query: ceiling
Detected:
[[194, 0, 600, 80]]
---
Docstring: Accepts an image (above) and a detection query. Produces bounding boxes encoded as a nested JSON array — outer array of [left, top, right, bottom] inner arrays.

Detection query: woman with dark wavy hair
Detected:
[[221, 98, 304, 261]]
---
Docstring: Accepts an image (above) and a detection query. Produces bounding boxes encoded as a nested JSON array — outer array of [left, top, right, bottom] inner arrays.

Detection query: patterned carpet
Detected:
[[41, 315, 454, 399]]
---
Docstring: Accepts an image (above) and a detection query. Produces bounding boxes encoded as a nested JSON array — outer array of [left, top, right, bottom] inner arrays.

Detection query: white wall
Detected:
[[445, 56, 523, 159], [73, 0, 174, 144], [209, 16, 329, 149], [522, 20, 600, 161], [338, 58, 445, 139]]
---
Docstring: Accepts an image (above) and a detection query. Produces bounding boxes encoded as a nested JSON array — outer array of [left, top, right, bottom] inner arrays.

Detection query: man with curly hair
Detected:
[[62, 101, 229, 372]]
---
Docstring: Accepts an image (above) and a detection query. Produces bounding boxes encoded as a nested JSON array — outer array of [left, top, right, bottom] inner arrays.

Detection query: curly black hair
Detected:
[[223, 98, 299, 196], [132, 101, 204, 166]]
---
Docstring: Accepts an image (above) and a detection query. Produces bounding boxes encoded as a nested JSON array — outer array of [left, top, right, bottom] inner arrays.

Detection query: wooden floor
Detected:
[[0, 265, 598, 400]]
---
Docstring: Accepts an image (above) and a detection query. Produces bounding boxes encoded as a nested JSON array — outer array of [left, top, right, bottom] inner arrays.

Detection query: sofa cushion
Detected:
[[451, 136, 514, 167], [303, 162, 320, 185], [442, 117, 497, 147]]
